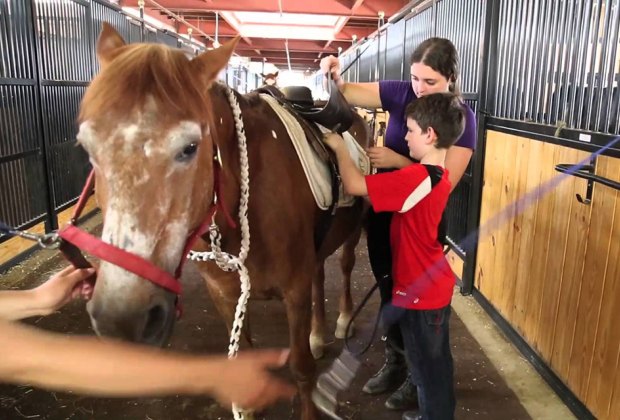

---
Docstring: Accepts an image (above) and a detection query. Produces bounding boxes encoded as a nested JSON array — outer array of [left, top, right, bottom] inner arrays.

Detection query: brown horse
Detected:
[[79, 24, 369, 419]]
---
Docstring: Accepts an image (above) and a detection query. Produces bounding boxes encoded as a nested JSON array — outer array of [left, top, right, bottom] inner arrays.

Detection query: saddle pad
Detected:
[[260, 93, 370, 210]]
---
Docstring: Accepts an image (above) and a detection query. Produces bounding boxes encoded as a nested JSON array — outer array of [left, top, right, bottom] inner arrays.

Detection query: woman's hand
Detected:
[[33, 265, 95, 315], [366, 147, 411, 169], [207, 349, 296, 411], [319, 55, 343, 87]]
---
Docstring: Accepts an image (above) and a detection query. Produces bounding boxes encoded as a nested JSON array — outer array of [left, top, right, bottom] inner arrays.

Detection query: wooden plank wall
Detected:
[[0, 197, 98, 267], [475, 130, 620, 419]]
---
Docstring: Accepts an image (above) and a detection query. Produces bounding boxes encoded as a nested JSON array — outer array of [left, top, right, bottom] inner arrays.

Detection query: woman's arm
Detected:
[[321, 55, 382, 108], [445, 145, 474, 191], [0, 320, 295, 410], [339, 82, 382, 108]]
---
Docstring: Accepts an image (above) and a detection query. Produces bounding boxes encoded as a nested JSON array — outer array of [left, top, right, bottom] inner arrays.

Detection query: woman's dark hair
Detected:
[[410, 37, 460, 95]]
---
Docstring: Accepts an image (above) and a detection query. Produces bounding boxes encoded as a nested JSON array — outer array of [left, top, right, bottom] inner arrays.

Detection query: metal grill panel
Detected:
[[385, 18, 405, 80], [0, 85, 39, 157], [403, 7, 433, 80], [436, 0, 486, 94], [34, 0, 92, 82], [445, 177, 470, 247], [0, 0, 35, 79], [493, 0, 620, 135], [0, 155, 47, 229]]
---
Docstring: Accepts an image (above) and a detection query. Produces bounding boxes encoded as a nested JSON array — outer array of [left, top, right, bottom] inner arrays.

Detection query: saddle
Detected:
[[255, 80, 357, 251], [256, 79, 354, 134]]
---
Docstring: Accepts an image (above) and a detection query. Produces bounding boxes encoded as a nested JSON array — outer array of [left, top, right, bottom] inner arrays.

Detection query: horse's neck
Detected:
[[209, 85, 244, 222]]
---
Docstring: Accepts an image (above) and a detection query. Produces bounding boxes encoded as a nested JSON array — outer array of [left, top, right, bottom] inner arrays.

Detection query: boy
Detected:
[[323, 92, 465, 420]]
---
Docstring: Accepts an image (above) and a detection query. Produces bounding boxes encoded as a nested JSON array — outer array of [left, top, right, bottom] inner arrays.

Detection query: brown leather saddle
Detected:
[[254, 79, 357, 251], [256, 79, 354, 134]]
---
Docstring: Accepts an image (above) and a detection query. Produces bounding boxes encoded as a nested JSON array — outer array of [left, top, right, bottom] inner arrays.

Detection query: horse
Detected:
[[260, 71, 279, 87], [78, 24, 369, 419]]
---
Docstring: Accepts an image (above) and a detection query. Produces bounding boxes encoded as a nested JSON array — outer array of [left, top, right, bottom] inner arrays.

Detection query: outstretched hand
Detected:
[[33, 265, 96, 315], [209, 349, 297, 411]]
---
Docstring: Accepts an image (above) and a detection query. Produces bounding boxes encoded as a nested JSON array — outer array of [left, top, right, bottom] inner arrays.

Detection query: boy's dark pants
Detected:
[[399, 304, 455, 420]]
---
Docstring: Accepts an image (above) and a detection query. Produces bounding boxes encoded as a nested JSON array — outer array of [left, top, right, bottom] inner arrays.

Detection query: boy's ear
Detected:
[[425, 126, 438, 144]]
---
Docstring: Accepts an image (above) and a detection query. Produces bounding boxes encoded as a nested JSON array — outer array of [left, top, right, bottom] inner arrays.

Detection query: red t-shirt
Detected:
[[365, 164, 455, 310]]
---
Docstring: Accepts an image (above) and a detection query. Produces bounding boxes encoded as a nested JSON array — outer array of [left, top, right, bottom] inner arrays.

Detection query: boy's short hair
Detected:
[[405, 93, 466, 149]]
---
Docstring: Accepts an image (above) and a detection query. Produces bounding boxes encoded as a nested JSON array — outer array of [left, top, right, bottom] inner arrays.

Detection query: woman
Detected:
[[0, 265, 295, 411], [320, 37, 477, 414]]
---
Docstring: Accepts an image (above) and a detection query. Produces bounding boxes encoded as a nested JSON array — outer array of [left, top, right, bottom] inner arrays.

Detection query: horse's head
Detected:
[[78, 23, 238, 345], [260, 71, 279, 86]]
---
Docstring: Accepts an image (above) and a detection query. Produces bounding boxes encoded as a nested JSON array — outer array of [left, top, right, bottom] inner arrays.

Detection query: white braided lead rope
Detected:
[[187, 83, 251, 420]]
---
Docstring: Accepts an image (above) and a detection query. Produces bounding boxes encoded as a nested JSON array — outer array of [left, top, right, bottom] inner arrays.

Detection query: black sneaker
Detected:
[[385, 377, 418, 410]]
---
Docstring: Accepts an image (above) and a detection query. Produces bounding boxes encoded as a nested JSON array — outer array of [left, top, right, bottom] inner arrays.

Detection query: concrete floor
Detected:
[[0, 216, 574, 420]]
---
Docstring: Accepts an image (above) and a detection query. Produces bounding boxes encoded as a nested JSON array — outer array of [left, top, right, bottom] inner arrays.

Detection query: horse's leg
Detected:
[[335, 224, 362, 339], [285, 286, 319, 420], [310, 261, 326, 359]]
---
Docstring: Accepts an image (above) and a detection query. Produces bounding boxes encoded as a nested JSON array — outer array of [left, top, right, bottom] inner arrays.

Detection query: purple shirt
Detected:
[[379, 80, 477, 160]]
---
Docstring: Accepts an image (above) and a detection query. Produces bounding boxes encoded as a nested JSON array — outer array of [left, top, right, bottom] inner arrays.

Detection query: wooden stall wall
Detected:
[[475, 130, 620, 419]]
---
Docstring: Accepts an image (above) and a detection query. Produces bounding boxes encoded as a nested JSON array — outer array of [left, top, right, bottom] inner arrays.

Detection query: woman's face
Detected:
[[410, 62, 451, 97]]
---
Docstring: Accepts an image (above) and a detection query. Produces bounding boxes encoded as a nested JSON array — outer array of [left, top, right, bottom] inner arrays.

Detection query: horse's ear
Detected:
[[260, 73, 266, 78], [274, 71, 279, 77], [97, 23, 126, 68], [191, 36, 240, 85]]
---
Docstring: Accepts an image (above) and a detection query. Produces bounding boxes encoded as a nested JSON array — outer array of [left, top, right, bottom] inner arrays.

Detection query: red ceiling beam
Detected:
[[222, 37, 350, 53], [125, 0, 407, 18]]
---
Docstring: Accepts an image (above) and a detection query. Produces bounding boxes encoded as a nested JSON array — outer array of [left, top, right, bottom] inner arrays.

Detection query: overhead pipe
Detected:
[[145, 0, 215, 43], [285, 39, 292, 71]]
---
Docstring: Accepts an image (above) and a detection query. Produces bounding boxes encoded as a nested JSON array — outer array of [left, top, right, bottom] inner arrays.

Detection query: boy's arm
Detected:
[[323, 133, 368, 196]]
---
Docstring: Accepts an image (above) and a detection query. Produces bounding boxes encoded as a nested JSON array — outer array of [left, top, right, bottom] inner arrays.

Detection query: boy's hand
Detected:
[[33, 265, 96, 315], [323, 132, 346, 153]]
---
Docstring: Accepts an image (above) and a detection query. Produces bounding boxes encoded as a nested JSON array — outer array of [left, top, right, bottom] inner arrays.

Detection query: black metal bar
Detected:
[[472, 289, 596, 420], [28, 0, 57, 232], [461, 0, 499, 296], [555, 163, 620, 192], [0, 149, 40, 165], [487, 117, 620, 159]]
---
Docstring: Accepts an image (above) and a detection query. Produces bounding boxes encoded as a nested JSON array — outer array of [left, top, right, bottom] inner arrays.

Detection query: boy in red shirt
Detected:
[[323, 92, 465, 420]]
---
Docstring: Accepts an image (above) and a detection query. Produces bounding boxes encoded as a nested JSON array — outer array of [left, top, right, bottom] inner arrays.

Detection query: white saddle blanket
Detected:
[[260, 93, 370, 210]]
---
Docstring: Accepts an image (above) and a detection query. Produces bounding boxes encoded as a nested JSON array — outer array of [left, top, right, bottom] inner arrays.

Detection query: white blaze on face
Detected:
[[167, 121, 202, 152], [93, 119, 203, 295], [77, 121, 97, 154]]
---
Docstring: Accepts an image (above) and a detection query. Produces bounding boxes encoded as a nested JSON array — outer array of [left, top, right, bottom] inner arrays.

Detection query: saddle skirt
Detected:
[[260, 93, 370, 210]]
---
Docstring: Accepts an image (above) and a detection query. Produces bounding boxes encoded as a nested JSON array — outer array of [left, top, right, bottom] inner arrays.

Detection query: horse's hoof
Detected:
[[309, 333, 325, 359], [335, 315, 354, 339]]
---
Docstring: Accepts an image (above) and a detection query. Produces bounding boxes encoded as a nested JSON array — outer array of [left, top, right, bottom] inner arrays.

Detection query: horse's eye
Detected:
[[176, 143, 198, 162]]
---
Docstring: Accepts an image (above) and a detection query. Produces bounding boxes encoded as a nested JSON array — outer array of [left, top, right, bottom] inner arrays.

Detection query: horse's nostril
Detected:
[[142, 304, 167, 344]]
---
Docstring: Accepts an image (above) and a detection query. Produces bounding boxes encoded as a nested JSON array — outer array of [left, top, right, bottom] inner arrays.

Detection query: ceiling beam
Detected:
[[128, 0, 407, 18]]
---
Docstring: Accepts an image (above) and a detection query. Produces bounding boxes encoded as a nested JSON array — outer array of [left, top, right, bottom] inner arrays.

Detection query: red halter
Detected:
[[57, 155, 235, 317]]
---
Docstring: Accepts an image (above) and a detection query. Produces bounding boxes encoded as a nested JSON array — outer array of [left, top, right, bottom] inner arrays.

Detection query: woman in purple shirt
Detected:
[[321, 38, 477, 417]]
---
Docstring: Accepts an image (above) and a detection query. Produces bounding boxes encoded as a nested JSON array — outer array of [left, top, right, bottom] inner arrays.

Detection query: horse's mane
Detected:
[[80, 44, 211, 123]]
